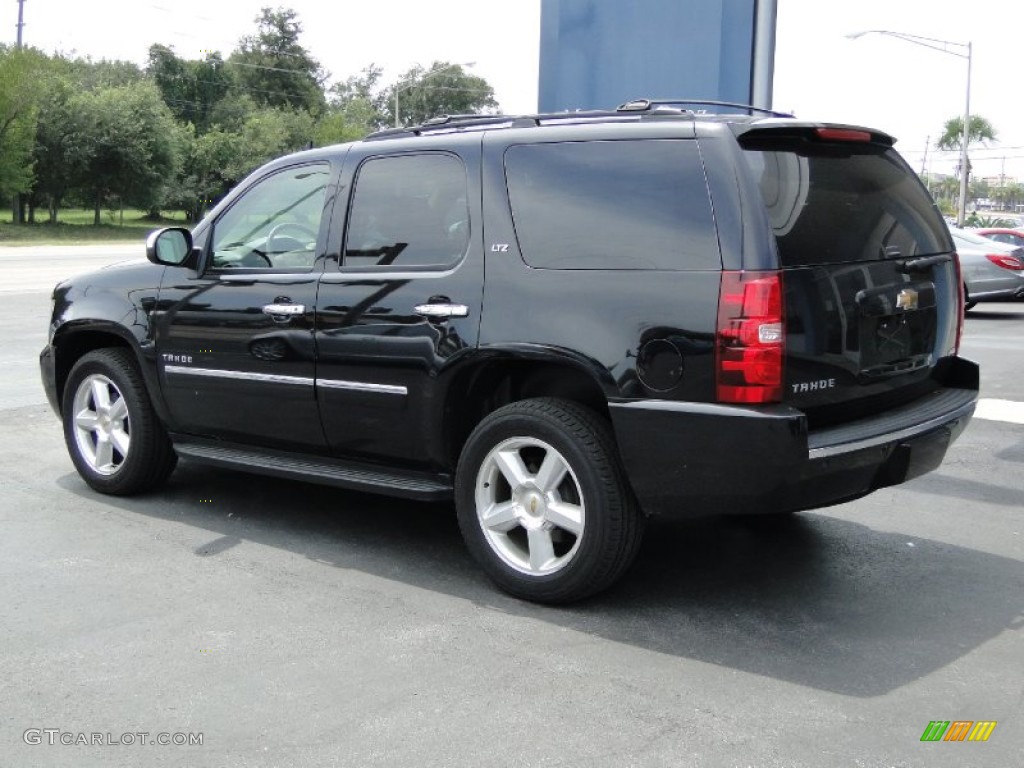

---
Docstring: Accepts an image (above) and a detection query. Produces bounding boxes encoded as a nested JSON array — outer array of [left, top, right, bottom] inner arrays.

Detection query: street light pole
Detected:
[[957, 41, 972, 228], [846, 30, 973, 227]]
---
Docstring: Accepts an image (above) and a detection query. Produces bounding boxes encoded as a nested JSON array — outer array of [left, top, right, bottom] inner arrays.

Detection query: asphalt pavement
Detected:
[[1, 245, 1021, 768]]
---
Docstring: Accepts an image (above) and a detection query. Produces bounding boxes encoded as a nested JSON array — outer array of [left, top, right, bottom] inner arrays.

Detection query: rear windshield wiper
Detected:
[[897, 254, 952, 274]]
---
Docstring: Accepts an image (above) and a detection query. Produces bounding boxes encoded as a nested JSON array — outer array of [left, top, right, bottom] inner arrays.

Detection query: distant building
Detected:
[[539, 0, 777, 113], [981, 175, 1019, 188]]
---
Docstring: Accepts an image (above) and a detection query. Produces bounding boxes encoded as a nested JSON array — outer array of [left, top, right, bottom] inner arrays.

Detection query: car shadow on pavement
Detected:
[[56, 460, 1024, 699]]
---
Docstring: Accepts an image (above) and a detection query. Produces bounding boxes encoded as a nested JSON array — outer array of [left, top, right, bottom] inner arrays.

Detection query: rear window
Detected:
[[504, 140, 720, 270], [742, 148, 952, 266]]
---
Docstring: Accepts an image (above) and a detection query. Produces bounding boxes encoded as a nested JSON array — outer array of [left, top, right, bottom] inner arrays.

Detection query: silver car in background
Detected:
[[950, 227, 1024, 310]]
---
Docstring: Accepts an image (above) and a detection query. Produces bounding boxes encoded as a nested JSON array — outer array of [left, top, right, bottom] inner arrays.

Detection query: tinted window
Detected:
[[344, 154, 469, 269], [742, 148, 951, 266], [504, 140, 720, 270], [210, 164, 329, 271]]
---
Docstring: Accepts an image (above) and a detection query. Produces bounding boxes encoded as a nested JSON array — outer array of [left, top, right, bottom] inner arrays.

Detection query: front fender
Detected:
[[45, 266, 168, 422]]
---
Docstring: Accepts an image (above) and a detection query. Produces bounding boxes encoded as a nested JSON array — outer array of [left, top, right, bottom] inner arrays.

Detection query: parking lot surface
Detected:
[[2, 246, 1021, 767]]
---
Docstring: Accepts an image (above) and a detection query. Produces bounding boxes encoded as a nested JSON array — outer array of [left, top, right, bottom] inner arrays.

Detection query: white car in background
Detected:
[[950, 227, 1024, 309]]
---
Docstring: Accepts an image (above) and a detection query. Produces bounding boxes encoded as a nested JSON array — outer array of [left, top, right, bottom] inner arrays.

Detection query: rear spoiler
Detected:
[[732, 121, 896, 152]]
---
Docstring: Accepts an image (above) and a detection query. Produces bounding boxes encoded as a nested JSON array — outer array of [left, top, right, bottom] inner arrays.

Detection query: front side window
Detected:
[[210, 164, 330, 271], [344, 153, 470, 269]]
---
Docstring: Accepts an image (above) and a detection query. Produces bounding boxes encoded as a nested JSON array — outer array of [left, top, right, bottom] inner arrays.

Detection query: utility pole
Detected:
[[16, 0, 25, 47], [12, 0, 26, 223]]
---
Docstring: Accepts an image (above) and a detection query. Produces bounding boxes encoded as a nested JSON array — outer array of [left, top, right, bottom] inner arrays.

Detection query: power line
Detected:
[[903, 145, 1024, 156], [146, 3, 218, 25], [156, 71, 315, 102]]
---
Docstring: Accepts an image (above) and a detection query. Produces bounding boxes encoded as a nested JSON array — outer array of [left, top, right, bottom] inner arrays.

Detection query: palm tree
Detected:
[[935, 175, 960, 211], [991, 184, 1014, 212], [936, 115, 997, 182]]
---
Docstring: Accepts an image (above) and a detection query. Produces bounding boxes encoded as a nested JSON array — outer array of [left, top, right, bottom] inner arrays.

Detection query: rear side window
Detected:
[[504, 140, 720, 270], [742, 148, 951, 266], [344, 153, 469, 269]]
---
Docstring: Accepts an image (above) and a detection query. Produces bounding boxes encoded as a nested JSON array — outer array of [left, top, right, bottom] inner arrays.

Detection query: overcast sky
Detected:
[[6, 0, 1023, 180]]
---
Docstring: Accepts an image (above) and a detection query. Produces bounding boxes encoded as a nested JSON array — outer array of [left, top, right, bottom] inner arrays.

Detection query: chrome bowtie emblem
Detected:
[[896, 288, 919, 311]]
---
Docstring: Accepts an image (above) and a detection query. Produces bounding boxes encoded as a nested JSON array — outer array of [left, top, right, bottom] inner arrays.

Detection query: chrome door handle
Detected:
[[262, 303, 305, 317], [414, 303, 469, 319]]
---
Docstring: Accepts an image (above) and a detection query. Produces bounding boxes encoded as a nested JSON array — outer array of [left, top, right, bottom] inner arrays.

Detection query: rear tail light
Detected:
[[716, 271, 784, 404], [985, 253, 1024, 271], [952, 252, 965, 355]]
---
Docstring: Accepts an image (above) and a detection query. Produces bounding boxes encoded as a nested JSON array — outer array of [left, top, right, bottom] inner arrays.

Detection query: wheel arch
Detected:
[[441, 345, 617, 470], [52, 323, 162, 419]]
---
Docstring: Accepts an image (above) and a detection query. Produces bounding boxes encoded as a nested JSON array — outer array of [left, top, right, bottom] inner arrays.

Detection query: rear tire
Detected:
[[455, 398, 644, 603], [62, 348, 177, 495]]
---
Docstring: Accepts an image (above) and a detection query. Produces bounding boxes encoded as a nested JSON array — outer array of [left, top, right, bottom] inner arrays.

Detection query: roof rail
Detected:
[[617, 98, 794, 118], [364, 99, 789, 141], [366, 114, 538, 140], [365, 110, 643, 140]]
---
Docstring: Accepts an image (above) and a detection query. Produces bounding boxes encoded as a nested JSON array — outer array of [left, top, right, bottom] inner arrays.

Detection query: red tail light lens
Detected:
[[985, 253, 1024, 271], [815, 128, 872, 143], [716, 271, 784, 404]]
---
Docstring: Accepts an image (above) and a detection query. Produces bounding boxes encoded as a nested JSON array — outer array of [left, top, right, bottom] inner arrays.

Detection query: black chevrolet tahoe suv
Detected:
[[41, 100, 979, 603]]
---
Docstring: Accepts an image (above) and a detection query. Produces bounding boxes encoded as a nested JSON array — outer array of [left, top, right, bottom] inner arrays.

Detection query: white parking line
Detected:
[[975, 399, 1024, 425]]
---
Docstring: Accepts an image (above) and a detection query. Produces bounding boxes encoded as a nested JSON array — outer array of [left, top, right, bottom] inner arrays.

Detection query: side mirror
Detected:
[[146, 227, 197, 267]]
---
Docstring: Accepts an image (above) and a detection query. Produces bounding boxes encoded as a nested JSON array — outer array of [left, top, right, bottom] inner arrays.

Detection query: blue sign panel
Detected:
[[539, 0, 773, 113]]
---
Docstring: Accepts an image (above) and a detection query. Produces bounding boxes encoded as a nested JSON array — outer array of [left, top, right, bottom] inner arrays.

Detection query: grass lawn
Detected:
[[0, 209, 189, 246]]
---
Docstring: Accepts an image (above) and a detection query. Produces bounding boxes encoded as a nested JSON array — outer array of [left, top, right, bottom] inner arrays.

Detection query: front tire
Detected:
[[62, 348, 176, 495], [964, 285, 976, 311], [455, 398, 644, 603]]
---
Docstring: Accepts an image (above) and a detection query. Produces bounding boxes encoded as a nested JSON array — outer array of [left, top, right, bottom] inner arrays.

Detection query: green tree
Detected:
[[74, 81, 182, 224], [384, 61, 498, 127], [164, 125, 235, 221], [168, 106, 315, 221], [30, 57, 94, 222], [228, 7, 326, 115], [992, 182, 1023, 213], [314, 101, 378, 146], [148, 45, 233, 135], [969, 177, 991, 201], [937, 115, 997, 188], [236, 107, 315, 169], [0, 46, 49, 216], [315, 65, 388, 144], [68, 56, 144, 90]]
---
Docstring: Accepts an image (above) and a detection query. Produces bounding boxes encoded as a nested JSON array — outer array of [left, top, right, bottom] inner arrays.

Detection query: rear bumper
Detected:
[[609, 357, 979, 518]]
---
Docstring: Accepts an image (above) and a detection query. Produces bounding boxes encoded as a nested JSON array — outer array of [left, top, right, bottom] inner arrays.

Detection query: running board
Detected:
[[171, 436, 453, 501]]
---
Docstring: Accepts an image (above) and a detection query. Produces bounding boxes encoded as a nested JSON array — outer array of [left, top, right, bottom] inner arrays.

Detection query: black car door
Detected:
[[154, 161, 336, 451], [314, 138, 484, 471]]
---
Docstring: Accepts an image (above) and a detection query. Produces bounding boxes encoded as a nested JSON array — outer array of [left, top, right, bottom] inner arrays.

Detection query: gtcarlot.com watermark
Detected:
[[24, 729, 203, 747]]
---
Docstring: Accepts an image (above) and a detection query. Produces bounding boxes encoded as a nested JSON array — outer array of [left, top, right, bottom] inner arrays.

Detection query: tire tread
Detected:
[[456, 397, 645, 603], [63, 348, 176, 495]]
